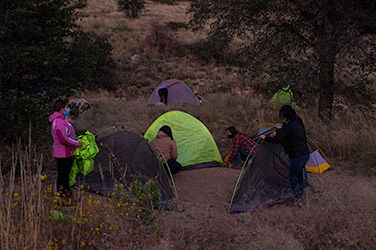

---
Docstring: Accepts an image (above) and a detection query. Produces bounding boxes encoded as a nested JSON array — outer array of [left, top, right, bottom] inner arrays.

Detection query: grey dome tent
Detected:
[[229, 141, 316, 213], [74, 130, 175, 201], [250, 124, 331, 174], [147, 79, 201, 106]]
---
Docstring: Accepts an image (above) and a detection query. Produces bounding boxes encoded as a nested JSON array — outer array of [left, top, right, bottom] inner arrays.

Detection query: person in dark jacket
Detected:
[[260, 105, 310, 200]]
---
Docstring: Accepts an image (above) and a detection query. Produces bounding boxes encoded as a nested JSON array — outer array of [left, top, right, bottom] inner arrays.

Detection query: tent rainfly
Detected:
[[147, 79, 201, 106], [144, 111, 222, 170]]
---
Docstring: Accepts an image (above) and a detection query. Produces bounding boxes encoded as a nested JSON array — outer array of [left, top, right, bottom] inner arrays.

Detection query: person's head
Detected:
[[53, 99, 70, 116], [279, 105, 296, 122], [225, 126, 237, 139], [159, 125, 173, 140]]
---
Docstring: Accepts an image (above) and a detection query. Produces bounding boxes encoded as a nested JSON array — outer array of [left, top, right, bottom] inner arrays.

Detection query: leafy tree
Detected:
[[118, 0, 146, 19], [188, 0, 376, 119], [0, 0, 116, 143]]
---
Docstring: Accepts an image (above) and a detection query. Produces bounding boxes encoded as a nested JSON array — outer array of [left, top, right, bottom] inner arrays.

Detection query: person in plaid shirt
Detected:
[[225, 126, 259, 168]]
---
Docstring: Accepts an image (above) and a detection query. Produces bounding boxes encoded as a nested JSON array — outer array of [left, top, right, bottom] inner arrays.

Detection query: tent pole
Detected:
[[228, 138, 262, 213], [155, 145, 179, 208]]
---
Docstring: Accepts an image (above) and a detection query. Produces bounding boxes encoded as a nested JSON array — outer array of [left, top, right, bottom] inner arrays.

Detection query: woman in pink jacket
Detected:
[[49, 99, 82, 197]]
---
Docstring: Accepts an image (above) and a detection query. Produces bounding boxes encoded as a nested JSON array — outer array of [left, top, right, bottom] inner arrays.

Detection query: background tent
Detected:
[[229, 142, 316, 213], [251, 123, 331, 174], [144, 111, 222, 169], [268, 85, 293, 109], [147, 79, 201, 106], [268, 85, 300, 110], [74, 130, 175, 201]]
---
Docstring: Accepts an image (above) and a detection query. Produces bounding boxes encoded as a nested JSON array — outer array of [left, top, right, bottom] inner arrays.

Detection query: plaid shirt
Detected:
[[228, 133, 259, 162]]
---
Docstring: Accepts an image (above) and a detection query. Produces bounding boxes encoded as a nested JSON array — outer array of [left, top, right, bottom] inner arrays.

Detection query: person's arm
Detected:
[[170, 140, 178, 160], [55, 120, 81, 148], [262, 125, 292, 144]]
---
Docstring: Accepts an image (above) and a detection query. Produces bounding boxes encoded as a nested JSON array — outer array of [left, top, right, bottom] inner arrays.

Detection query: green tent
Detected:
[[144, 111, 222, 169], [268, 85, 294, 110]]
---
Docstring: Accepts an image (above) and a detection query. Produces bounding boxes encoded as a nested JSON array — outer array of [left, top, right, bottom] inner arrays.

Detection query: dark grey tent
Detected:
[[229, 141, 316, 213], [147, 79, 201, 106], [75, 130, 175, 201]]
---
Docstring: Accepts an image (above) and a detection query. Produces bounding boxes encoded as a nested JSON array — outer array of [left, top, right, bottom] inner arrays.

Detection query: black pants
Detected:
[[158, 88, 168, 105], [164, 159, 182, 175], [56, 157, 73, 195]]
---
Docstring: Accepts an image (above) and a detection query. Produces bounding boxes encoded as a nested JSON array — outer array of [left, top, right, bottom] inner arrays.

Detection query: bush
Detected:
[[118, 0, 146, 19], [0, 0, 116, 145], [114, 176, 162, 214], [145, 23, 178, 54], [166, 21, 187, 31]]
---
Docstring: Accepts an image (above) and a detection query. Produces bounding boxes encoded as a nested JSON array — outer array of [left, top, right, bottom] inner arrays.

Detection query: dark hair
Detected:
[[159, 125, 173, 140], [53, 99, 68, 112], [279, 105, 296, 120], [225, 126, 238, 135]]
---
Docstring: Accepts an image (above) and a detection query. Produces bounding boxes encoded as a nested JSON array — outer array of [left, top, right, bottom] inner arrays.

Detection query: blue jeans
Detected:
[[289, 154, 310, 199], [164, 159, 182, 175], [234, 147, 248, 164]]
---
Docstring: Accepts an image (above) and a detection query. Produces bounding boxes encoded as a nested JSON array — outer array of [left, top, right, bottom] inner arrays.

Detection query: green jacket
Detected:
[[69, 131, 99, 186]]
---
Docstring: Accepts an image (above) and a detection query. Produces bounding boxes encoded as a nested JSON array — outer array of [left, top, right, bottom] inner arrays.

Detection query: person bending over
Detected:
[[260, 105, 310, 200], [225, 126, 259, 168]]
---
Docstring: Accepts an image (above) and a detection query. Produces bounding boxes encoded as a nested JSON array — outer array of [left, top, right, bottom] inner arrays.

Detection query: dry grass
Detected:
[[76, 0, 247, 98], [0, 139, 164, 249], [75, 92, 376, 167], [3, 0, 376, 248], [2, 94, 376, 249]]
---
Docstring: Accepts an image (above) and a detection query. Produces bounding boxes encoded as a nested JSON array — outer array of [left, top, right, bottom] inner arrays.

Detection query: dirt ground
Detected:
[[152, 162, 376, 250], [173, 167, 240, 215]]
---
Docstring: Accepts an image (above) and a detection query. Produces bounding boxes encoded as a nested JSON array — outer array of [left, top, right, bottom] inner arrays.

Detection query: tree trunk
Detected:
[[317, 25, 337, 120]]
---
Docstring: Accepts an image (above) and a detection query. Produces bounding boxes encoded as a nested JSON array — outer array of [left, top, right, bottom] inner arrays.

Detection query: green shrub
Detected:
[[114, 175, 162, 215], [145, 23, 178, 54], [118, 0, 146, 19], [0, 0, 116, 145]]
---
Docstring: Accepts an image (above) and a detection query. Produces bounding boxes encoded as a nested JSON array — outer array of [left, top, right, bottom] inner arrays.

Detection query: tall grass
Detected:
[[302, 108, 376, 171], [0, 136, 164, 249]]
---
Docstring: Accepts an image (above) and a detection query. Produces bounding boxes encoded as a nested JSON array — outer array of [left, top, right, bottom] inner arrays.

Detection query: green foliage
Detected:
[[0, 0, 116, 144], [114, 176, 162, 213], [118, 0, 146, 19], [187, 0, 376, 119], [145, 23, 178, 54]]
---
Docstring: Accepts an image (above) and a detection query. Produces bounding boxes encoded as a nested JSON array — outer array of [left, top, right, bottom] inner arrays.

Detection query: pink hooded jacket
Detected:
[[49, 111, 81, 158]]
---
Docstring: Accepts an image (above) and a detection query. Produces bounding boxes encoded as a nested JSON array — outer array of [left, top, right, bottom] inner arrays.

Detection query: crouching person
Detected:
[[225, 126, 259, 168], [150, 126, 182, 175]]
